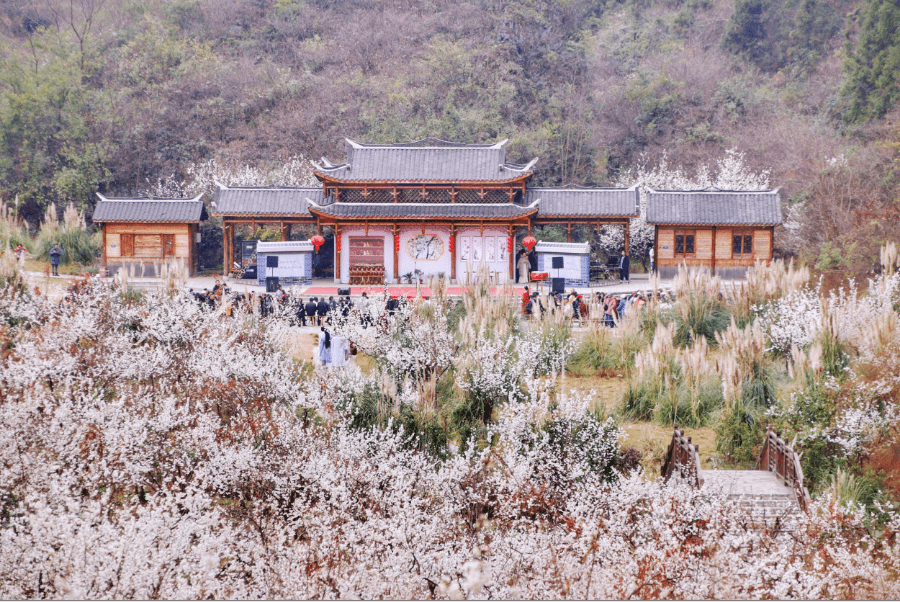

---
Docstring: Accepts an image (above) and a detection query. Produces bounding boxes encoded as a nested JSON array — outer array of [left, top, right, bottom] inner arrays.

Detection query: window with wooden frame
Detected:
[[674, 229, 696, 257], [732, 230, 754, 257]]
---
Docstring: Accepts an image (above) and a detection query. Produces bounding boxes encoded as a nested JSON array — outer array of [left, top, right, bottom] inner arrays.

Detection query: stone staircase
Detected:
[[701, 469, 802, 529], [663, 427, 810, 529]]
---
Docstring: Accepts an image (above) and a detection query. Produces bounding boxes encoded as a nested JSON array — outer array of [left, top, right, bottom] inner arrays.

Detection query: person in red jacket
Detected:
[[521, 286, 530, 314]]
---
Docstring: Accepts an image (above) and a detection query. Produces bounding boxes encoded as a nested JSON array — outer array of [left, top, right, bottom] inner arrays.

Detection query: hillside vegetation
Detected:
[[1, 0, 899, 272]]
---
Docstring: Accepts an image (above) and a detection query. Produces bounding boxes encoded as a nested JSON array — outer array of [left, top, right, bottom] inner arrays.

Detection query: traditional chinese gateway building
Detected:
[[212, 138, 639, 285], [210, 138, 782, 284]]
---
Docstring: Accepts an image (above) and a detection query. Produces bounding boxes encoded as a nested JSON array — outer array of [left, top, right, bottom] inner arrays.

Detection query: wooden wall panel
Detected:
[[657, 228, 675, 260], [696, 229, 713, 260], [716, 228, 732, 259], [104, 224, 191, 259], [106, 233, 121, 258], [175, 234, 190, 256], [107, 223, 189, 236], [753, 229, 771, 260]]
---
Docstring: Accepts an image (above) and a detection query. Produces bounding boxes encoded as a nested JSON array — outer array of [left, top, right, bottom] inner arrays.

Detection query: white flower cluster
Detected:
[[2, 282, 900, 598], [754, 287, 822, 354]]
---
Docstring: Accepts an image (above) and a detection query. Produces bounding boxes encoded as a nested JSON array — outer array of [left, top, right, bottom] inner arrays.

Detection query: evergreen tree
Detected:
[[722, 0, 769, 66], [844, 0, 900, 122]]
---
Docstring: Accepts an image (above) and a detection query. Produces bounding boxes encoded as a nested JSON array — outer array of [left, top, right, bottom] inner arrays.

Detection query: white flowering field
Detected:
[[1, 253, 900, 599]]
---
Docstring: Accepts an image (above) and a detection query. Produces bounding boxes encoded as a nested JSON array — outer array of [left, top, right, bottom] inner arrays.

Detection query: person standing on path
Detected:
[[521, 285, 530, 314], [316, 296, 329, 326], [619, 249, 630, 284], [50, 243, 61, 276]]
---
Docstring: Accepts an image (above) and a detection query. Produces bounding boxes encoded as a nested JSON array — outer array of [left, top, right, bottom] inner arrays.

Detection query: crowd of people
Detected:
[[521, 286, 671, 326], [187, 279, 363, 325]]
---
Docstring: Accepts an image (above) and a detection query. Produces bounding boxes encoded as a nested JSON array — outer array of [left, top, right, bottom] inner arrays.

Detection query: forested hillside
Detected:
[[1, 0, 899, 271]]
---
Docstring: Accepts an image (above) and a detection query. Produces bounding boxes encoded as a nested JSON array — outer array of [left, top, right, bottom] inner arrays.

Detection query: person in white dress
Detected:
[[331, 335, 350, 367], [317, 328, 332, 367]]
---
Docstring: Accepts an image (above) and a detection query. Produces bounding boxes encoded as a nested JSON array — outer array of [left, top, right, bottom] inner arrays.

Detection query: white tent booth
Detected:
[[255, 241, 314, 288]]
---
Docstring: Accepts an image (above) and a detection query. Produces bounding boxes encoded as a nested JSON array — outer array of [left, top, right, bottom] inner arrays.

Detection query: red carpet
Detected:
[[302, 285, 527, 297]]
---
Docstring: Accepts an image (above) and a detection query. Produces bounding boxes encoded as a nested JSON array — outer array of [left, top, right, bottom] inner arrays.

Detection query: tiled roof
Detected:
[[313, 138, 538, 183], [308, 200, 538, 219], [92, 194, 206, 222], [527, 185, 640, 218], [212, 186, 323, 216], [533, 241, 591, 254], [646, 189, 783, 226], [256, 241, 314, 253]]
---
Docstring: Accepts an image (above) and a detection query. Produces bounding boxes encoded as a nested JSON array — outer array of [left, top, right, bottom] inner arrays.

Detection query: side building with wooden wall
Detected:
[[92, 194, 208, 277], [646, 189, 782, 279]]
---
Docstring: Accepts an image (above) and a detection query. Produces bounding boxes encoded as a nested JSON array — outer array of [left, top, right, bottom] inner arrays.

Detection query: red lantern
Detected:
[[507, 237, 513, 253], [310, 235, 325, 253], [522, 235, 537, 251]]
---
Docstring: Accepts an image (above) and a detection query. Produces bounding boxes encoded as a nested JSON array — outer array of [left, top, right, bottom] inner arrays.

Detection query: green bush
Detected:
[[714, 401, 762, 466], [622, 374, 724, 428], [568, 319, 645, 376], [672, 294, 731, 348]]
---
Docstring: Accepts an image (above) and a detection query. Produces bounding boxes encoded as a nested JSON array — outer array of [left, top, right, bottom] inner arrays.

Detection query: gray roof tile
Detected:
[[309, 201, 537, 219], [212, 187, 323, 216], [645, 189, 783, 226], [315, 138, 537, 182], [92, 195, 206, 222], [527, 186, 639, 218]]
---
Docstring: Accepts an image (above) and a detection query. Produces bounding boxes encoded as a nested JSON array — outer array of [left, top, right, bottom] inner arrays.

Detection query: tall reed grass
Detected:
[[568, 310, 646, 376], [671, 266, 731, 347], [0, 204, 31, 252], [34, 204, 100, 265]]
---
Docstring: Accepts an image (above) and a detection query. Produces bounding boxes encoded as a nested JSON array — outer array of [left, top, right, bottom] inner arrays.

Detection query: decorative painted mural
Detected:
[[406, 235, 444, 260]]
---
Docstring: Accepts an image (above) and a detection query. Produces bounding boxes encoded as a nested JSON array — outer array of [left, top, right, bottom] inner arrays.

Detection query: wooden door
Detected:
[[120, 234, 134, 257], [162, 234, 175, 258]]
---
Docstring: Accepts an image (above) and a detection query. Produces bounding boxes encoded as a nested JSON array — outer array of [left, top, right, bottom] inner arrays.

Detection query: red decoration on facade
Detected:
[[310, 235, 325, 252], [522, 236, 537, 251], [448, 236, 455, 254], [507, 237, 513, 253], [336, 236, 341, 252], [394, 235, 401, 252]]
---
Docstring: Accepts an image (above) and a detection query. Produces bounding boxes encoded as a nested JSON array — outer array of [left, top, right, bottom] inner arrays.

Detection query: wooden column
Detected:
[[711, 226, 717, 276], [222, 223, 229, 277], [334, 225, 341, 282], [450, 225, 457, 282], [769, 226, 774, 265], [392, 225, 400, 283], [623, 221, 630, 254], [187, 224, 194, 276], [280, 221, 287, 241], [653, 226, 659, 275], [101, 225, 107, 267], [566, 222, 573, 242], [508, 224, 514, 281]]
